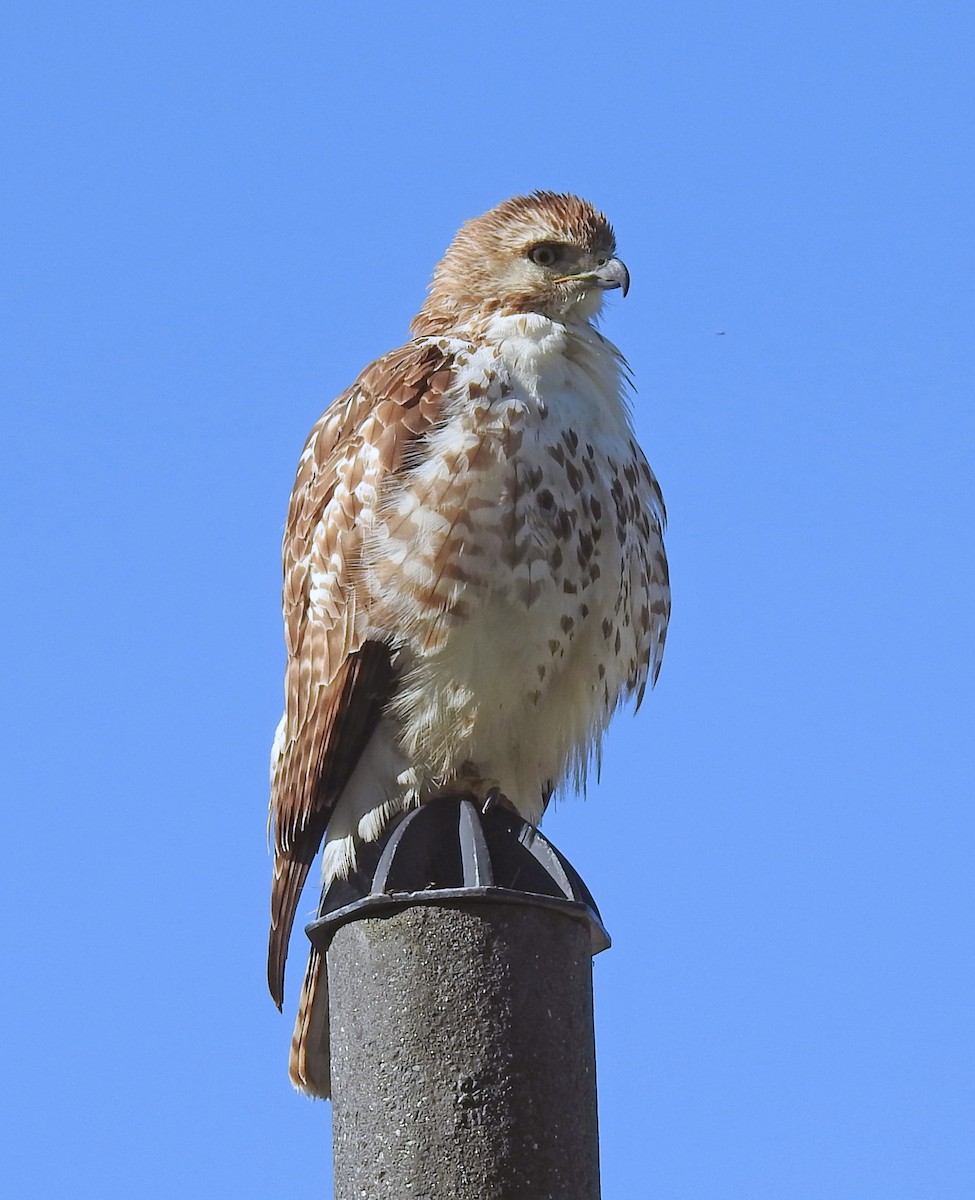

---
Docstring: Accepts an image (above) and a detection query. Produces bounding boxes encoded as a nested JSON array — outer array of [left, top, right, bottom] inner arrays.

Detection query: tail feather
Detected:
[[289, 948, 331, 1099]]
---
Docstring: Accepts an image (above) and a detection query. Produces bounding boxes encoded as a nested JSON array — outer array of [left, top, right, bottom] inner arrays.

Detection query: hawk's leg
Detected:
[[432, 763, 518, 815]]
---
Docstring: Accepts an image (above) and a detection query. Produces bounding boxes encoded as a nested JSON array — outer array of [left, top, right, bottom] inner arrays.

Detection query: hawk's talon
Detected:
[[481, 786, 503, 815]]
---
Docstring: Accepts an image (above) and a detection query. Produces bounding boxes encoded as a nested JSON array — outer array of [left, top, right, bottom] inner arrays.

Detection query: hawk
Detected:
[[268, 191, 670, 1098]]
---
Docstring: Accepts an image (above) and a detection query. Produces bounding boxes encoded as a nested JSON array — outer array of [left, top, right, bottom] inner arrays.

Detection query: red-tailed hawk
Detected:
[[268, 192, 670, 1097]]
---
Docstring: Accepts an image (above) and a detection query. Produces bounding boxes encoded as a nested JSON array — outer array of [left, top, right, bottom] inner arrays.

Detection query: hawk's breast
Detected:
[[360, 315, 666, 818]]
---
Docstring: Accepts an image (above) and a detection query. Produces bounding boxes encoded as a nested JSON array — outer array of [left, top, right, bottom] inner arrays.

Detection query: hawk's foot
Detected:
[[432, 766, 518, 816]]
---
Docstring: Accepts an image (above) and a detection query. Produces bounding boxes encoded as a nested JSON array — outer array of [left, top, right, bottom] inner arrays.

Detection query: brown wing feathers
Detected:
[[267, 340, 456, 1009], [268, 642, 394, 1008]]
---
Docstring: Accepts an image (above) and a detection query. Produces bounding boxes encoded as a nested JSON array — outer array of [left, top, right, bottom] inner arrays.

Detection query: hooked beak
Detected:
[[593, 257, 630, 296], [556, 256, 630, 297]]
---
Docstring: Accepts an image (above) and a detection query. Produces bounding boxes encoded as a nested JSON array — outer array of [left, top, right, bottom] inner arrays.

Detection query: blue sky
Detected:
[[2, 2, 972, 1196]]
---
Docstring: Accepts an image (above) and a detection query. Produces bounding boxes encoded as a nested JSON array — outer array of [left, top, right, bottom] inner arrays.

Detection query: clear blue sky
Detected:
[[3, 3, 972, 1197]]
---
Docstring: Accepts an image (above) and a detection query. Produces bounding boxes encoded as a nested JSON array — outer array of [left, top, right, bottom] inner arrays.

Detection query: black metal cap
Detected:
[[306, 798, 610, 956]]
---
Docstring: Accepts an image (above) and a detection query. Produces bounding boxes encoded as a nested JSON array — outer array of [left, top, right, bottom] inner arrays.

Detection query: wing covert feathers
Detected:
[[268, 340, 457, 1009]]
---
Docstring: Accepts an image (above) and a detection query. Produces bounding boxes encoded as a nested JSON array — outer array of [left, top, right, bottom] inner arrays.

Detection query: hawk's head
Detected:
[[412, 192, 629, 336]]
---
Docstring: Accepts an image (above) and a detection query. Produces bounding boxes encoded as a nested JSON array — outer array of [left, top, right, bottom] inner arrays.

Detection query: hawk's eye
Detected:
[[528, 243, 560, 268]]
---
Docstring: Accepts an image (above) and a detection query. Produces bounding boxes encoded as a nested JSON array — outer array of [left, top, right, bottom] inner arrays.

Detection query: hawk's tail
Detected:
[[289, 948, 331, 1099]]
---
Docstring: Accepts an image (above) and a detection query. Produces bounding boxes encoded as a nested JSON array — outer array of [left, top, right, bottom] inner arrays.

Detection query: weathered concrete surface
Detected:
[[328, 902, 601, 1200]]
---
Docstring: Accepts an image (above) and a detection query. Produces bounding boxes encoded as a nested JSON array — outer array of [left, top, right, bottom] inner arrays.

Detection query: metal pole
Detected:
[[327, 900, 601, 1200]]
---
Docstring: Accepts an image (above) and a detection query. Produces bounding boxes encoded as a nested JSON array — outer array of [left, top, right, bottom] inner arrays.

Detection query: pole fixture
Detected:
[[307, 798, 610, 1200]]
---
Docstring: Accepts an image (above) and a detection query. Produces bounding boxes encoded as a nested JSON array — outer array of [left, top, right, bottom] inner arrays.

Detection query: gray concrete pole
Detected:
[[327, 900, 602, 1200]]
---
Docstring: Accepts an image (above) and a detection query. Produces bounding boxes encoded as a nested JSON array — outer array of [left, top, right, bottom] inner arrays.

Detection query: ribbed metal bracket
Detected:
[[306, 798, 611, 957]]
